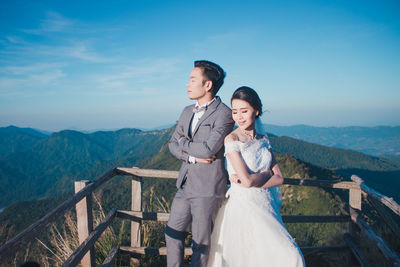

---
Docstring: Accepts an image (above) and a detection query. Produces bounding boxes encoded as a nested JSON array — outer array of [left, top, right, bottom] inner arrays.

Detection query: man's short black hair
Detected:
[[194, 60, 226, 96]]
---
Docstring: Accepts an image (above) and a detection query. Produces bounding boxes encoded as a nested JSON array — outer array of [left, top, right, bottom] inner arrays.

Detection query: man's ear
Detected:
[[256, 110, 260, 116], [205, 80, 213, 92]]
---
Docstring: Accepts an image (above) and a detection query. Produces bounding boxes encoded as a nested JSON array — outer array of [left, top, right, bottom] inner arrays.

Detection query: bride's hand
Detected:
[[230, 174, 241, 184]]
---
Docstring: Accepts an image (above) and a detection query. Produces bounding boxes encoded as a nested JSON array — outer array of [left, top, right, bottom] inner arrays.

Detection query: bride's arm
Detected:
[[260, 153, 284, 188], [227, 151, 270, 187], [225, 133, 270, 187]]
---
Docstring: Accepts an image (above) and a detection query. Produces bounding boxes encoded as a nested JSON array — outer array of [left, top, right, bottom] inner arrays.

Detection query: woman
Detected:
[[207, 86, 305, 267]]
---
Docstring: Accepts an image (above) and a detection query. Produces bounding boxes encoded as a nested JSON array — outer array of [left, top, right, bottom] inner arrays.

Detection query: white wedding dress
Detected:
[[207, 139, 305, 267]]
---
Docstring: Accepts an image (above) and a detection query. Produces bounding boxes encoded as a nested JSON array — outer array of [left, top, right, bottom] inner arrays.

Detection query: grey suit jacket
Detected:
[[169, 96, 235, 198]]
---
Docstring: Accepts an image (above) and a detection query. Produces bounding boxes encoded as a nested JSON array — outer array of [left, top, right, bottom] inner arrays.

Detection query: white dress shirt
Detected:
[[188, 98, 216, 163]]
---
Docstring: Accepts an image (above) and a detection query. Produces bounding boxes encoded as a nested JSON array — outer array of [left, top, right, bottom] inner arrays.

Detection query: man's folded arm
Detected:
[[168, 117, 189, 162], [179, 111, 234, 158]]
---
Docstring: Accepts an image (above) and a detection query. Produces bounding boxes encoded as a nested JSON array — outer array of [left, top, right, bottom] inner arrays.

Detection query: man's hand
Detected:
[[178, 136, 188, 145], [195, 155, 216, 164], [262, 170, 273, 179]]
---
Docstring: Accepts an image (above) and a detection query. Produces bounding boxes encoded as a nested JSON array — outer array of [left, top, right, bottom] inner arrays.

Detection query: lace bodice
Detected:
[[224, 138, 282, 208], [225, 139, 272, 176]]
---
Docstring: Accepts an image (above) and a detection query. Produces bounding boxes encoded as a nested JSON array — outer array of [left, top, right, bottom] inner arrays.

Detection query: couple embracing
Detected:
[[165, 60, 305, 267]]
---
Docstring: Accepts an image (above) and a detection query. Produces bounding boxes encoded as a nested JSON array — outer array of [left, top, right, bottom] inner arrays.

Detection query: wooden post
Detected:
[[131, 176, 142, 266], [75, 180, 95, 267], [348, 178, 362, 266], [349, 187, 362, 210], [349, 185, 362, 235]]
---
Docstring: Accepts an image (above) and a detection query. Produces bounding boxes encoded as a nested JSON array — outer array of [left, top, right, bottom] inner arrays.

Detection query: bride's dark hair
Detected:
[[231, 86, 263, 118]]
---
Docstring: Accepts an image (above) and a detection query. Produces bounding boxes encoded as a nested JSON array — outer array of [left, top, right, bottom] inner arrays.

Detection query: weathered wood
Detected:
[[349, 206, 400, 265], [343, 233, 371, 267], [352, 175, 400, 216], [283, 178, 359, 189], [101, 246, 119, 267], [116, 210, 350, 223], [120, 246, 191, 256], [62, 209, 117, 267], [367, 196, 400, 239], [117, 167, 360, 190], [117, 167, 179, 179], [0, 168, 117, 260], [117, 210, 170, 222], [131, 177, 142, 248], [75, 181, 95, 267], [349, 188, 362, 210], [119, 245, 348, 256]]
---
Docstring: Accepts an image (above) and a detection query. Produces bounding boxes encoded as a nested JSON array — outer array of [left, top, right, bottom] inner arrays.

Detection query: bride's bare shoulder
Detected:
[[225, 131, 239, 143]]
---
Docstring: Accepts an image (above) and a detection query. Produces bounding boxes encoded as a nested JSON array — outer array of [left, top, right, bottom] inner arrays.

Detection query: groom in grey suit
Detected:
[[166, 60, 234, 267]]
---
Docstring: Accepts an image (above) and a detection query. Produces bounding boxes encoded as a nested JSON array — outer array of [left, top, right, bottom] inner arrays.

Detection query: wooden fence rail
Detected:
[[0, 168, 117, 260], [1, 167, 399, 267]]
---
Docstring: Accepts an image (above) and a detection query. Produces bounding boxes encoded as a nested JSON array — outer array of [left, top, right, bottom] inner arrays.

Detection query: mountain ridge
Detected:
[[1, 125, 398, 209], [265, 123, 400, 157]]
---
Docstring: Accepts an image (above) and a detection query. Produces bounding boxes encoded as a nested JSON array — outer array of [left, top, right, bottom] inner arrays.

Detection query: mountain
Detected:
[[0, 139, 348, 266], [0, 127, 172, 208], [0, 126, 48, 158], [1, 126, 397, 266], [265, 124, 400, 158], [2, 125, 399, 208], [270, 135, 400, 171], [269, 135, 400, 201]]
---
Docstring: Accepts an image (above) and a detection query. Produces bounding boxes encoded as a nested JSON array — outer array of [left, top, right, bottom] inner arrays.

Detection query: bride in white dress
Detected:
[[207, 87, 305, 267]]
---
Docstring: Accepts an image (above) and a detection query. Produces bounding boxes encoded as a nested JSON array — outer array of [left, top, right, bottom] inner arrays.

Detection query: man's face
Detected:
[[186, 67, 209, 100]]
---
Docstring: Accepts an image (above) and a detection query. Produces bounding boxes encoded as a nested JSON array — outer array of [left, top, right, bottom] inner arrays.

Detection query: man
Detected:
[[166, 60, 234, 267]]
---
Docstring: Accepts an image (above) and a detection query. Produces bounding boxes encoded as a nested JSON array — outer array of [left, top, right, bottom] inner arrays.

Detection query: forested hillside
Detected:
[[0, 127, 172, 208], [0, 137, 348, 266], [270, 135, 400, 200]]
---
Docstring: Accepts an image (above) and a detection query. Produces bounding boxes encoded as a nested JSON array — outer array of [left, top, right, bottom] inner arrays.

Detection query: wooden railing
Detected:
[[0, 167, 399, 266]]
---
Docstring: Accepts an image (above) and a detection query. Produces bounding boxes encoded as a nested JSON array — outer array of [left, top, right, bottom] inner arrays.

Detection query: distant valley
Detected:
[[264, 124, 400, 159]]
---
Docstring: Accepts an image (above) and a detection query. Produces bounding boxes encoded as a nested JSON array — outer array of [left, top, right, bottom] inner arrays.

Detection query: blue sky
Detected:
[[0, 0, 399, 131]]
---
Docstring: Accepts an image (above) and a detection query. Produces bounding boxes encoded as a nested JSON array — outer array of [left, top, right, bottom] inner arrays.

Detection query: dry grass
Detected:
[[32, 194, 125, 267]]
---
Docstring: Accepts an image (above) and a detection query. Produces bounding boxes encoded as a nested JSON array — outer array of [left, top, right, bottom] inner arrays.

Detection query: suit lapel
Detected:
[[192, 97, 221, 137]]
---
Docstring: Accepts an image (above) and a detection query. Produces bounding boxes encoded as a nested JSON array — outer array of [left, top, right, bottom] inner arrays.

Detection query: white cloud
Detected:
[[28, 69, 65, 84], [93, 58, 182, 92], [1, 63, 66, 75], [0, 41, 110, 63], [193, 30, 259, 52], [5, 36, 25, 44], [67, 44, 110, 63], [23, 11, 74, 35], [0, 68, 65, 97]]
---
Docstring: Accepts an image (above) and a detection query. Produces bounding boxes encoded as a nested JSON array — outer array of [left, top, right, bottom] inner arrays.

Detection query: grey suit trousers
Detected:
[[165, 188, 224, 267]]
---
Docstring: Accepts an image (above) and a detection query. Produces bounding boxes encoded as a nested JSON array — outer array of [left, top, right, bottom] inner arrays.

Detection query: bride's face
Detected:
[[232, 99, 259, 130]]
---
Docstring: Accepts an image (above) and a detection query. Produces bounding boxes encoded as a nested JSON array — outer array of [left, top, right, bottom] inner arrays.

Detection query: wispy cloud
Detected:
[[23, 11, 74, 35], [93, 58, 182, 92], [193, 30, 259, 52], [1, 40, 110, 63], [4, 36, 25, 44], [0, 65, 66, 97], [1, 62, 66, 75], [28, 69, 65, 84], [66, 43, 110, 62]]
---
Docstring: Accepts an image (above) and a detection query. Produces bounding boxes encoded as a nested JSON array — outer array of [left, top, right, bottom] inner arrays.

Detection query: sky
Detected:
[[0, 0, 399, 131]]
